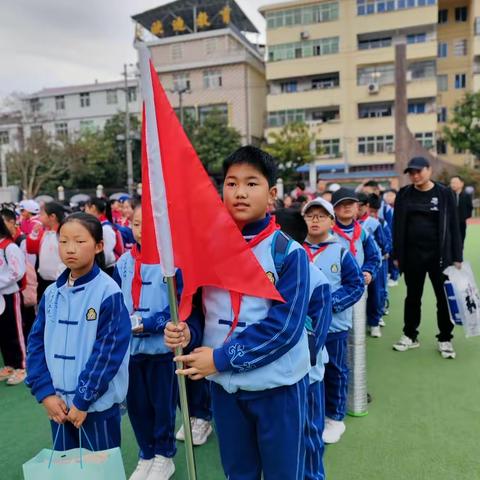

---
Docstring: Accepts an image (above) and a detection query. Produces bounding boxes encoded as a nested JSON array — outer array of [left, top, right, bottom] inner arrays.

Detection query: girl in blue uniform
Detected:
[[26, 212, 131, 451]]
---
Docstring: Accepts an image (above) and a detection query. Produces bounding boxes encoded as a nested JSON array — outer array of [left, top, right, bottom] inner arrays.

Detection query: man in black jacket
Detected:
[[449, 175, 473, 248], [392, 157, 462, 359]]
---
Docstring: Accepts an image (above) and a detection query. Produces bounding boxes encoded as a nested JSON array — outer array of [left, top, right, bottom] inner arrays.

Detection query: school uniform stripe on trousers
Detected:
[[13, 292, 26, 369]]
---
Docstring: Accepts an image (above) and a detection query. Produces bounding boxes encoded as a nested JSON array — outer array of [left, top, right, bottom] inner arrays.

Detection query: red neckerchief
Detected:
[[0, 237, 13, 250], [358, 212, 369, 224], [130, 244, 142, 312], [303, 242, 328, 262], [226, 216, 279, 341], [332, 221, 362, 256], [99, 215, 108, 224]]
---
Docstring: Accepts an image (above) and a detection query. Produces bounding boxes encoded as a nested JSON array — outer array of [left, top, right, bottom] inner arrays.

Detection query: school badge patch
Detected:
[[331, 264, 339, 273], [86, 308, 97, 321], [266, 271, 276, 285]]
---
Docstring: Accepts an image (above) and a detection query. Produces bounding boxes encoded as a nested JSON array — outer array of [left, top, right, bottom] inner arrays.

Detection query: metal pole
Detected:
[[124, 64, 134, 195], [166, 276, 197, 480], [0, 148, 6, 188], [179, 89, 184, 126]]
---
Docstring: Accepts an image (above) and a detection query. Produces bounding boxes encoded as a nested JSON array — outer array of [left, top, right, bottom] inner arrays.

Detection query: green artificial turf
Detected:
[[2, 226, 479, 479]]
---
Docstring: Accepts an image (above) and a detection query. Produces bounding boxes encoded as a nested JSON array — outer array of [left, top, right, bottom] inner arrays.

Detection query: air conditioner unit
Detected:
[[300, 31, 310, 40], [406, 71, 413, 82], [367, 82, 380, 94]]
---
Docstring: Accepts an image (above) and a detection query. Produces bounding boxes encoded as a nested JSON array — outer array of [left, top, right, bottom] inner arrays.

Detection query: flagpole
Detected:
[[166, 276, 198, 480], [137, 43, 197, 480]]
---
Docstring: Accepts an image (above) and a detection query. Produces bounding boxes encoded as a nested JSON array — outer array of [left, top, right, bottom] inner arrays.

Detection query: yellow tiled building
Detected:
[[260, 0, 480, 182]]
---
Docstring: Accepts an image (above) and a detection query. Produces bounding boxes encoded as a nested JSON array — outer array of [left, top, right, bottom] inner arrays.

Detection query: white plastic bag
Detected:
[[444, 262, 480, 338]]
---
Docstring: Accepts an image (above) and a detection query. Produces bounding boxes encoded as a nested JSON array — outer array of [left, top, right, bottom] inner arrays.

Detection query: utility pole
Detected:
[[171, 86, 190, 126], [123, 63, 134, 195]]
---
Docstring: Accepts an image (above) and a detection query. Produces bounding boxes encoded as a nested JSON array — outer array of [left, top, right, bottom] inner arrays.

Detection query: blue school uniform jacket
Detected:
[[359, 216, 388, 257], [305, 238, 365, 333], [332, 221, 381, 277], [114, 251, 175, 356], [26, 264, 130, 413], [203, 216, 311, 394]]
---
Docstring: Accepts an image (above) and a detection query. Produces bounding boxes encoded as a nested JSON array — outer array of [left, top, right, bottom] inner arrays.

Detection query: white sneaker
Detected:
[[145, 455, 175, 480], [388, 279, 399, 287], [176, 418, 213, 446], [438, 341, 456, 359], [129, 458, 153, 480], [393, 335, 420, 352], [370, 326, 382, 338], [379, 318, 386, 327], [322, 418, 346, 444], [6, 369, 26, 386]]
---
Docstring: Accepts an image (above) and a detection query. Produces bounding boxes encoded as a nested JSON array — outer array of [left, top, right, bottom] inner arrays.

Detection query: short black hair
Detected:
[[0, 208, 16, 223], [44, 201, 65, 224], [367, 193, 382, 210], [364, 180, 379, 188], [223, 146, 277, 188], [451, 175, 464, 182], [357, 192, 369, 205]]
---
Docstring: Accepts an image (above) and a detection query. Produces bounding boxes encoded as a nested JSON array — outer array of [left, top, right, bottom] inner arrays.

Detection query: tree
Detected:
[[444, 92, 480, 161], [7, 132, 67, 197], [263, 122, 315, 182], [186, 111, 242, 173]]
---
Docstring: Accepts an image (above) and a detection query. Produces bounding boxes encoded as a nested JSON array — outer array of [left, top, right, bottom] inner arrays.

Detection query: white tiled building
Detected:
[[20, 79, 142, 141]]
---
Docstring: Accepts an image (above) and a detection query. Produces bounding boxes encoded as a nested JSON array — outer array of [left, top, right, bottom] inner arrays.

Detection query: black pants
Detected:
[[459, 221, 467, 247], [403, 253, 453, 342], [37, 276, 54, 302], [0, 292, 25, 369]]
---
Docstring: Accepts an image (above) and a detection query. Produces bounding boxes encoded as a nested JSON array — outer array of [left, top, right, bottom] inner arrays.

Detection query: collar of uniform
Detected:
[[241, 214, 271, 237], [56, 263, 101, 288], [304, 234, 336, 247], [335, 219, 354, 231]]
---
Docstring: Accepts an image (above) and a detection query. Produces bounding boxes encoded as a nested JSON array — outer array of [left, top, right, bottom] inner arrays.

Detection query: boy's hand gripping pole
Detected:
[[166, 275, 197, 480]]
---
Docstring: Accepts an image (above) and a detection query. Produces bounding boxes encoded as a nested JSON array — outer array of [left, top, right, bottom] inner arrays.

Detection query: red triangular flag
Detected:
[[139, 50, 283, 320]]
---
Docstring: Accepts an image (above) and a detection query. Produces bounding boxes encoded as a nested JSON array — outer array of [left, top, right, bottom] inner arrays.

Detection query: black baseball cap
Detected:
[[332, 188, 359, 207], [404, 156, 430, 173]]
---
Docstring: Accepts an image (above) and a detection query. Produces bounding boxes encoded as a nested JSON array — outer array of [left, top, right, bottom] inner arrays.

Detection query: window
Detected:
[[106, 89, 118, 105], [80, 92, 90, 108], [55, 122, 68, 138], [408, 60, 435, 79], [268, 109, 305, 127], [30, 98, 40, 113], [437, 139, 447, 154], [309, 108, 340, 122], [438, 42, 448, 57], [358, 102, 392, 118], [455, 6, 468, 22], [357, 64, 395, 85], [415, 132, 434, 149], [316, 138, 340, 157], [453, 39, 467, 56], [280, 81, 298, 93], [407, 33, 426, 44], [358, 37, 392, 50], [266, 2, 339, 29], [438, 9, 448, 24], [455, 73, 466, 89], [438, 74, 448, 91], [55, 95, 65, 110], [358, 135, 394, 154], [475, 17, 480, 35], [311, 73, 340, 89], [203, 70, 222, 89], [31, 125, 43, 136], [0, 131, 9, 145], [198, 104, 228, 125], [173, 73, 190, 92], [357, 0, 436, 16], [80, 120, 95, 132], [174, 106, 196, 122], [437, 107, 447, 122], [268, 37, 339, 62], [128, 87, 137, 102], [408, 101, 426, 114], [171, 44, 183, 60]]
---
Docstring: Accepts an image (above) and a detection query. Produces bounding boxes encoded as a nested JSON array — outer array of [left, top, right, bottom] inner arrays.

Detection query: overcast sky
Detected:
[[0, 0, 279, 100]]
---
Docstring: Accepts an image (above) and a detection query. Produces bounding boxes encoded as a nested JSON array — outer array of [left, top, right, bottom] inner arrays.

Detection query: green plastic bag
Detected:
[[23, 426, 126, 480]]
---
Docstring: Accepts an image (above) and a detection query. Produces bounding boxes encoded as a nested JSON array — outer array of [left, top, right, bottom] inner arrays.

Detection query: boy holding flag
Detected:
[[166, 146, 313, 480]]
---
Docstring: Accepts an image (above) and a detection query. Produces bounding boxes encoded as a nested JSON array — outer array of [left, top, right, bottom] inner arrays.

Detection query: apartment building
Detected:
[[261, 0, 480, 182], [132, 0, 266, 144]]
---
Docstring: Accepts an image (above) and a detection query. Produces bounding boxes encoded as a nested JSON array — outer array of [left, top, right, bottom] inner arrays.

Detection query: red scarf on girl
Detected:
[[130, 244, 142, 312]]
